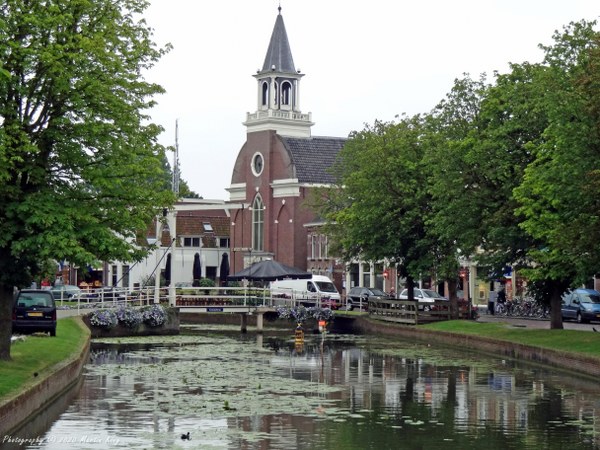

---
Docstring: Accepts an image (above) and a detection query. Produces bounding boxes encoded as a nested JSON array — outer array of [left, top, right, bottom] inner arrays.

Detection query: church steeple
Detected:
[[244, 6, 313, 137]]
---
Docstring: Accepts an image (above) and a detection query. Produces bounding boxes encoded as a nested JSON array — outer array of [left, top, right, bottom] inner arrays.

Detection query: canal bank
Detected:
[[330, 314, 600, 379], [0, 317, 91, 437]]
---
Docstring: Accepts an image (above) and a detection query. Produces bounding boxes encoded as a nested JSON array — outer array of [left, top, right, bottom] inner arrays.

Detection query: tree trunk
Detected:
[[549, 285, 564, 330], [447, 278, 459, 319], [406, 276, 415, 301], [0, 283, 14, 360]]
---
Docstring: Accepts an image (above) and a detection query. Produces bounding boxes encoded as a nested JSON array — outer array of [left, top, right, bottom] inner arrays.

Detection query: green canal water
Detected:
[[13, 324, 600, 449]]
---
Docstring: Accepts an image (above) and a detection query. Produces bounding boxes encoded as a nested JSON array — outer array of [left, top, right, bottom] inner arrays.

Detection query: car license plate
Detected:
[[28, 312, 43, 317]]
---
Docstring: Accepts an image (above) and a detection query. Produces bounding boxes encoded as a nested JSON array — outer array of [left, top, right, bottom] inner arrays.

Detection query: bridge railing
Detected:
[[176, 286, 273, 308], [368, 298, 454, 324]]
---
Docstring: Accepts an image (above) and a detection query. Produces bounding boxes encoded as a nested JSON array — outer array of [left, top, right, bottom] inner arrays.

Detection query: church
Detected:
[[95, 6, 396, 298], [227, 6, 347, 290]]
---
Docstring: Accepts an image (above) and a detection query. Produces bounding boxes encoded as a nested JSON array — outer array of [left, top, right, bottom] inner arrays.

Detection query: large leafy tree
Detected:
[[0, 0, 175, 359], [515, 20, 600, 327], [429, 64, 549, 274], [320, 116, 436, 298]]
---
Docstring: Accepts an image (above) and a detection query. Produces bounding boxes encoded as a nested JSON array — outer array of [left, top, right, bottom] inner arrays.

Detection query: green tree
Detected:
[[0, 0, 175, 359], [515, 20, 600, 327], [429, 64, 549, 274], [320, 116, 435, 297]]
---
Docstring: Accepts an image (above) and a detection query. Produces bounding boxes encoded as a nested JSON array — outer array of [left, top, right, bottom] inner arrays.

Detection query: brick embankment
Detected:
[[331, 315, 600, 379], [0, 318, 91, 437]]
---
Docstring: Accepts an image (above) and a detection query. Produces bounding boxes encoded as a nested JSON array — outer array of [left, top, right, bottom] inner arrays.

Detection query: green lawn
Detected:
[[0, 317, 90, 401], [422, 320, 600, 358]]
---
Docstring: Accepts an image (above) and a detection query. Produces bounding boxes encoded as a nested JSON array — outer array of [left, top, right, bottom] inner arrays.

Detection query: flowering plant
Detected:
[[276, 306, 334, 323], [141, 304, 167, 327], [115, 306, 143, 328], [89, 308, 118, 329], [310, 306, 334, 321]]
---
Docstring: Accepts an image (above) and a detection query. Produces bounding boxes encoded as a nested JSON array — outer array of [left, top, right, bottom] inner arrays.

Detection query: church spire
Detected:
[[244, 6, 313, 137], [261, 6, 295, 74]]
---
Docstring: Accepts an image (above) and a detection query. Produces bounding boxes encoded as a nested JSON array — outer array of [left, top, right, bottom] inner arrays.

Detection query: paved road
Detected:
[[477, 312, 600, 332]]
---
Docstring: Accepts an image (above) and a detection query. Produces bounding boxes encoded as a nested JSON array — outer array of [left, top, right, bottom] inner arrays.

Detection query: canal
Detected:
[[12, 324, 600, 449]]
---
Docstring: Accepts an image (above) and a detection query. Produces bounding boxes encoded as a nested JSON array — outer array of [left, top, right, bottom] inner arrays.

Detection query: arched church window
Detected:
[[261, 82, 269, 107], [251, 196, 265, 252], [281, 81, 292, 106]]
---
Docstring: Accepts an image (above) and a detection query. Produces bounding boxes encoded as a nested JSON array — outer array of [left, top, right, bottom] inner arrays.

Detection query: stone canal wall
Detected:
[[331, 315, 600, 379], [81, 307, 180, 338], [0, 318, 91, 437]]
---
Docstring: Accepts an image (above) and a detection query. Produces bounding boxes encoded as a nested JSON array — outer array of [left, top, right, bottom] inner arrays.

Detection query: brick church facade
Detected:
[[227, 7, 346, 291]]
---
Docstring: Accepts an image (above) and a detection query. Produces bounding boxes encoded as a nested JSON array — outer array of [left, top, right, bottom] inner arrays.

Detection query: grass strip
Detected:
[[421, 320, 600, 358], [0, 317, 89, 401]]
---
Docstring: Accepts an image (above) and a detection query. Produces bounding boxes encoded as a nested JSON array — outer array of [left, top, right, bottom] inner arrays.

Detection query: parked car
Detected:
[[50, 284, 81, 300], [12, 289, 57, 336], [346, 287, 389, 311], [78, 287, 127, 303], [399, 288, 448, 311], [561, 288, 600, 323]]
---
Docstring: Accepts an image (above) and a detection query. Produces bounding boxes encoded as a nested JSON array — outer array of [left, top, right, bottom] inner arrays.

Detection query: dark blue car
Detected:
[[12, 289, 57, 336], [561, 288, 600, 323]]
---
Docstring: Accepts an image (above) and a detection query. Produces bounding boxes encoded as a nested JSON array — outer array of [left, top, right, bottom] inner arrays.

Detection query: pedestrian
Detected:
[[389, 287, 395, 298], [497, 288, 506, 305], [488, 289, 497, 315]]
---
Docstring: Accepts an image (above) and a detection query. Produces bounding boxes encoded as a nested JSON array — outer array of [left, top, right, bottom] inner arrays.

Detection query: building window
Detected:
[[281, 81, 292, 106], [261, 81, 269, 106], [311, 235, 317, 259], [122, 265, 130, 288], [252, 152, 264, 176], [320, 235, 328, 259], [252, 196, 264, 251], [219, 237, 230, 248], [111, 265, 118, 286], [183, 237, 201, 247], [203, 222, 213, 232]]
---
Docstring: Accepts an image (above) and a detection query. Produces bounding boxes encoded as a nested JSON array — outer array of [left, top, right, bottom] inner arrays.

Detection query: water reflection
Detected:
[[14, 326, 600, 449]]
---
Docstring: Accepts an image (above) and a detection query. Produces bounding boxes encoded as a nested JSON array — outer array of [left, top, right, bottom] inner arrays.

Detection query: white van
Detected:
[[270, 275, 340, 309]]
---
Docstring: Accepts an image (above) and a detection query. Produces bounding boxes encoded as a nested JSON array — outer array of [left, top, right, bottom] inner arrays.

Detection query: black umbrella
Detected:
[[164, 253, 172, 286], [219, 253, 230, 285], [193, 253, 202, 282], [228, 259, 311, 282]]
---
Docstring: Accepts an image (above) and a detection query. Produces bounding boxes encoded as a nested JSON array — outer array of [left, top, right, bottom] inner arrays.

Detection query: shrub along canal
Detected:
[[11, 324, 600, 449]]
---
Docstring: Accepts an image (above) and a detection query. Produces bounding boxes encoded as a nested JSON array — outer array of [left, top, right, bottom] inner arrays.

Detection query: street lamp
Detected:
[[152, 210, 174, 305]]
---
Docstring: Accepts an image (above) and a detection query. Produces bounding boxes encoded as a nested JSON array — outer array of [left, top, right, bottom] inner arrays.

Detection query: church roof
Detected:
[[261, 8, 296, 73], [280, 136, 347, 184]]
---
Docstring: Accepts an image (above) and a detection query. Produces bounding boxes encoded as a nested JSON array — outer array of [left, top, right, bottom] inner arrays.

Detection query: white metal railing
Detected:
[[55, 284, 346, 313]]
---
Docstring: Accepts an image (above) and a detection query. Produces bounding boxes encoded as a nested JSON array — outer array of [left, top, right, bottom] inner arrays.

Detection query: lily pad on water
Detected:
[[87, 334, 343, 421]]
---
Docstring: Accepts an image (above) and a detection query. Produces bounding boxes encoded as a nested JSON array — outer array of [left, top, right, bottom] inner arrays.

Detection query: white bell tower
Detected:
[[243, 6, 313, 137]]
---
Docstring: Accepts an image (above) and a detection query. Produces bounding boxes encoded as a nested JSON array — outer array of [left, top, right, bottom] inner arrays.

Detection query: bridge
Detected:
[[56, 286, 474, 331], [56, 286, 337, 332]]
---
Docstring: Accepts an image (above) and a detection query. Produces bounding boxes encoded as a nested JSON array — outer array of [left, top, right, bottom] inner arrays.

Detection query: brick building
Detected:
[[226, 7, 346, 291]]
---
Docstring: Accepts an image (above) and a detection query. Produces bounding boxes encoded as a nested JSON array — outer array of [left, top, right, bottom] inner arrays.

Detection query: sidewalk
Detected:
[[476, 310, 598, 332]]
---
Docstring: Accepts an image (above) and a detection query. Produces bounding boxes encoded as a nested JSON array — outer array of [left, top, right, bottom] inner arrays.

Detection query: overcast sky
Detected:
[[143, 1, 599, 200]]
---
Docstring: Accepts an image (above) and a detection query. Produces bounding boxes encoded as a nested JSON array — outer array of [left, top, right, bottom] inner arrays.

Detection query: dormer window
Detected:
[[183, 237, 201, 247], [203, 223, 213, 232]]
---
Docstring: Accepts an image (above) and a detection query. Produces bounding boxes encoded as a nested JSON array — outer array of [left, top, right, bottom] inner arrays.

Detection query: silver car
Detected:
[[399, 288, 448, 311]]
